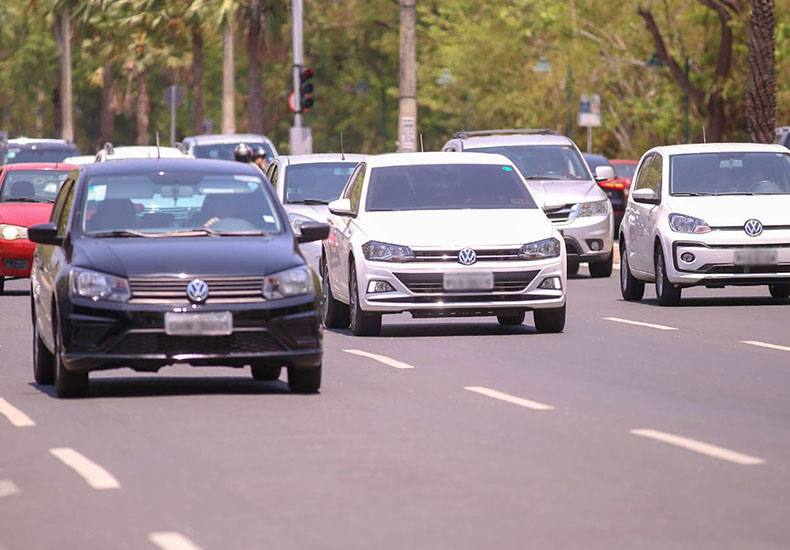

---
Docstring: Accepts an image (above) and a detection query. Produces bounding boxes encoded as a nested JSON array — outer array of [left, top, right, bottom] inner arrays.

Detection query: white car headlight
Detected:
[[519, 238, 561, 260], [288, 213, 317, 237], [0, 224, 28, 241], [361, 241, 415, 262], [668, 213, 711, 234], [69, 268, 131, 302], [263, 265, 313, 299], [575, 200, 609, 218]]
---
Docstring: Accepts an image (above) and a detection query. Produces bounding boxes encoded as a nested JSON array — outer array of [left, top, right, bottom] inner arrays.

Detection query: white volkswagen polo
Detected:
[[620, 143, 790, 305], [321, 152, 567, 336]]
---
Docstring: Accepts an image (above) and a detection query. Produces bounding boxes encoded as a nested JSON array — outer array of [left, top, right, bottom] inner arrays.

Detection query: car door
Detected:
[[327, 163, 365, 302], [626, 154, 656, 274]]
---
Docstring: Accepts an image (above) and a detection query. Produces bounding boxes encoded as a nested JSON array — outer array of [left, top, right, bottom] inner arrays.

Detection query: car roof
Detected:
[[1, 162, 76, 171], [456, 133, 575, 148], [365, 151, 514, 168], [183, 134, 275, 145], [103, 146, 188, 159], [278, 153, 366, 166], [583, 153, 608, 162], [5, 138, 77, 149], [650, 143, 789, 156], [82, 158, 263, 177]]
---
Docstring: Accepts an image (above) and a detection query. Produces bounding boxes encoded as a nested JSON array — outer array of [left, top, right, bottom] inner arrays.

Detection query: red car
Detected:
[[610, 159, 639, 197], [0, 162, 75, 293]]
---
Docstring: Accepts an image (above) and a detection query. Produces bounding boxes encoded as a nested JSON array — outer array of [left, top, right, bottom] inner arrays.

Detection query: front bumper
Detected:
[[554, 214, 613, 264], [0, 238, 34, 277]]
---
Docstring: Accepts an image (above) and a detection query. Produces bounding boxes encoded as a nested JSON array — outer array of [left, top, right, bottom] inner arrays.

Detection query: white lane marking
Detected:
[[49, 448, 121, 489], [149, 532, 204, 550], [602, 317, 678, 331], [0, 479, 20, 498], [741, 340, 790, 353], [342, 349, 415, 369], [0, 398, 35, 427], [464, 386, 554, 411], [631, 429, 766, 465]]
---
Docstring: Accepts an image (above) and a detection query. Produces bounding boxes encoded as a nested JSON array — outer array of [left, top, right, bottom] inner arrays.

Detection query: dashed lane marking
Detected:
[[342, 349, 416, 369], [465, 386, 554, 411], [602, 317, 678, 331], [0, 398, 35, 427], [49, 448, 121, 490], [741, 340, 790, 353], [149, 532, 204, 550], [0, 479, 20, 498], [631, 429, 766, 465]]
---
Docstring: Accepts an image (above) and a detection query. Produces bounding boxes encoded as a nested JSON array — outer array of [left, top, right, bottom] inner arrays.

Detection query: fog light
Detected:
[[586, 239, 603, 251], [680, 252, 696, 263], [538, 277, 562, 290], [367, 280, 394, 293]]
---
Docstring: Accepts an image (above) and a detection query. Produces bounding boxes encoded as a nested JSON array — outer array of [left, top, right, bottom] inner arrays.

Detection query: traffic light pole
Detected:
[[291, 0, 303, 129], [397, 0, 417, 153]]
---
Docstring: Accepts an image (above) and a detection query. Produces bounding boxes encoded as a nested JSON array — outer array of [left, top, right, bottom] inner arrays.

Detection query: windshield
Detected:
[[3, 146, 79, 164], [0, 170, 71, 203], [193, 142, 275, 162], [468, 145, 592, 181], [366, 164, 537, 212], [612, 162, 637, 179], [285, 162, 357, 204], [670, 152, 790, 195], [81, 171, 283, 236]]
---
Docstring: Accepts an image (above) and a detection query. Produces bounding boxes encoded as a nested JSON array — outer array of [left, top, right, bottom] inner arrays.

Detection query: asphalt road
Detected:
[[1, 266, 790, 550]]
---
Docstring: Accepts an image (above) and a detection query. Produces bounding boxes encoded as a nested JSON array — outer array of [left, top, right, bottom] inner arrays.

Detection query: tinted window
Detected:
[[345, 165, 366, 213], [193, 142, 275, 162], [670, 152, 790, 195], [284, 163, 357, 204], [2, 146, 79, 164], [584, 155, 611, 170], [57, 182, 75, 236], [366, 164, 537, 212], [644, 155, 663, 193], [632, 156, 654, 192], [467, 145, 591, 181], [612, 163, 637, 179], [0, 170, 71, 203]]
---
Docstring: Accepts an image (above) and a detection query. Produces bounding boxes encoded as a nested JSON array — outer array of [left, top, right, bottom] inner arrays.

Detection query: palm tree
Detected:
[[51, 0, 76, 141], [747, 0, 775, 143], [247, 0, 264, 134]]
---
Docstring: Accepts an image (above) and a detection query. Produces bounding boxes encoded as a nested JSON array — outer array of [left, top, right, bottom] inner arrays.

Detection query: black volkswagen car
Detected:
[[28, 158, 328, 397]]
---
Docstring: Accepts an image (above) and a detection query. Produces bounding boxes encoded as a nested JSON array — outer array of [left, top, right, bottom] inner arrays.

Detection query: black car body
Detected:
[[1, 138, 80, 165], [29, 158, 328, 397], [583, 153, 626, 229]]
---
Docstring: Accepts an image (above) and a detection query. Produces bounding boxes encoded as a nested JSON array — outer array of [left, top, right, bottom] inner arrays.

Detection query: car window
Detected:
[[2, 146, 79, 164], [632, 155, 655, 192], [467, 145, 592, 181], [612, 163, 637, 179], [192, 142, 275, 162], [343, 164, 366, 213], [0, 169, 71, 203], [50, 178, 73, 225], [670, 152, 790, 195], [644, 154, 663, 194], [56, 181, 75, 237], [284, 162, 357, 204]]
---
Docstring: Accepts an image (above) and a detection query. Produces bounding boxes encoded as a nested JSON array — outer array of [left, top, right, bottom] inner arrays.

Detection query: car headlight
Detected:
[[69, 268, 131, 302], [289, 213, 317, 237], [0, 224, 28, 241], [361, 241, 415, 262], [263, 265, 313, 299], [668, 213, 711, 234], [575, 200, 609, 218], [519, 237, 561, 260]]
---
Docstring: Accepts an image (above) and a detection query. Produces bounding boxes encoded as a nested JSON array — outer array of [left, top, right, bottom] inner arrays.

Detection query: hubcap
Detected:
[[350, 271, 357, 326], [656, 255, 664, 296], [620, 250, 627, 289]]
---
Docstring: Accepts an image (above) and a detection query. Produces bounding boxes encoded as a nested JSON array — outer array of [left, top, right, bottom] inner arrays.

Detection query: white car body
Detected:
[[620, 142, 790, 305], [323, 152, 567, 335], [267, 153, 366, 275], [95, 146, 192, 162], [61, 155, 95, 165]]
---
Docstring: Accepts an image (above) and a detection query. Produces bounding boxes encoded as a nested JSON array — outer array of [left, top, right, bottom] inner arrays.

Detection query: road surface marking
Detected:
[[0, 398, 35, 427], [741, 340, 790, 353], [49, 448, 121, 489], [342, 349, 415, 369], [464, 386, 554, 411], [0, 479, 20, 498], [149, 532, 204, 550], [602, 317, 678, 331], [630, 429, 765, 465]]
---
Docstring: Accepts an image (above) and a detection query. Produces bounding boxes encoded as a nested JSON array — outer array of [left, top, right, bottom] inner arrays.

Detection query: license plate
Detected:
[[733, 249, 777, 266], [443, 272, 494, 292], [164, 311, 233, 336]]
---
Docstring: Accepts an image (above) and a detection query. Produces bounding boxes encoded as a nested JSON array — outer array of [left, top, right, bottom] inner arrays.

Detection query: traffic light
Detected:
[[299, 67, 314, 112]]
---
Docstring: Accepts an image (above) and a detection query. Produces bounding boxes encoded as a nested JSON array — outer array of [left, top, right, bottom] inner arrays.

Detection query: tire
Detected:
[[322, 259, 350, 329], [349, 265, 381, 337], [589, 252, 613, 278], [619, 242, 645, 301], [250, 364, 282, 381], [654, 247, 681, 306], [497, 313, 525, 326], [54, 321, 89, 398], [288, 365, 321, 393], [534, 304, 566, 333], [769, 284, 790, 299], [33, 320, 55, 385], [0, 276, 4, 294]]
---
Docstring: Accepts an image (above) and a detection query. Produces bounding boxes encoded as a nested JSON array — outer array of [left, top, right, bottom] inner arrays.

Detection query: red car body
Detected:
[[0, 163, 75, 286]]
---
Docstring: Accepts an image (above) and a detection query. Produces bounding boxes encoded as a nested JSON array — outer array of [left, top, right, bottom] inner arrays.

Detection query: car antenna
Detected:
[[420, 134, 424, 152], [340, 131, 345, 160], [156, 131, 161, 159]]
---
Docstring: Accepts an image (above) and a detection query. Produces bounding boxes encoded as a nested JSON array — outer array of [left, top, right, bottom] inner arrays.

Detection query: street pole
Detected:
[[567, 66, 573, 138], [397, 0, 417, 153], [684, 57, 690, 143], [292, 0, 303, 130], [170, 86, 176, 146]]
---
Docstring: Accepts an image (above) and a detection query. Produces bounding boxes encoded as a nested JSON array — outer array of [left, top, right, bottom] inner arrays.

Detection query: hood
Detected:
[[355, 209, 555, 248], [526, 180, 606, 208], [72, 234, 302, 278], [285, 204, 330, 223], [0, 203, 54, 226], [667, 195, 790, 227]]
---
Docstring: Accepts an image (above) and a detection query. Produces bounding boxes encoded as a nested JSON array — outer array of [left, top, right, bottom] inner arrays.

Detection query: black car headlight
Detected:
[[361, 241, 415, 262], [519, 238, 561, 260], [69, 268, 131, 302], [263, 266, 313, 299]]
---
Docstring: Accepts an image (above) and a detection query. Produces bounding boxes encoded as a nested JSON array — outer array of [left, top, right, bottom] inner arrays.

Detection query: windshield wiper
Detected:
[[89, 229, 153, 238], [4, 197, 42, 203], [288, 198, 330, 205], [525, 175, 565, 181]]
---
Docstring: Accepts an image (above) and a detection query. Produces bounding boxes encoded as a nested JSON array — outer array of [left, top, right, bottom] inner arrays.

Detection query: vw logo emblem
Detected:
[[458, 247, 477, 265], [744, 219, 763, 237], [186, 279, 209, 303]]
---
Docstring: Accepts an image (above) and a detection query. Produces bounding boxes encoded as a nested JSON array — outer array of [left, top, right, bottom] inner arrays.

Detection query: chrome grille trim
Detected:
[[411, 248, 523, 262], [544, 204, 576, 224], [129, 276, 265, 304], [393, 271, 539, 294]]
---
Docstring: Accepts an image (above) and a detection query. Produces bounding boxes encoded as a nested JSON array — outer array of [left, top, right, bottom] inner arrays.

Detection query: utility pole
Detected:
[[58, 11, 74, 142], [397, 0, 417, 153], [221, 10, 236, 134], [289, 0, 312, 154]]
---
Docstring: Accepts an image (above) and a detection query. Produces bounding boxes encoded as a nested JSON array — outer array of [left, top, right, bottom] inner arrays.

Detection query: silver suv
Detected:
[[442, 129, 614, 277]]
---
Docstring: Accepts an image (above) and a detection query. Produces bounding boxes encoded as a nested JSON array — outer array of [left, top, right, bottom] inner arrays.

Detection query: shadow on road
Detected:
[[327, 322, 538, 339], [1, 289, 30, 297], [636, 296, 789, 308]]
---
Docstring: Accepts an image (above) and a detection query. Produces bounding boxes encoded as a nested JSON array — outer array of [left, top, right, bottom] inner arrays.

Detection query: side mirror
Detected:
[[328, 198, 356, 218], [594, 166, 615, 182], [631, 188, 660, 205], [28, 222, 62, 246], [297, 222, 330, 244]]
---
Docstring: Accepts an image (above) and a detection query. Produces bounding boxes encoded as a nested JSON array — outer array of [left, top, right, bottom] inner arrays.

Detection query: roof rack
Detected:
[[451, 129, 559, 139]]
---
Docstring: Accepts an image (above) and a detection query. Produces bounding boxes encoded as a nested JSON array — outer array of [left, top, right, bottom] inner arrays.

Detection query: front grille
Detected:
[[129, 276, 265, 304], [109, 330, 284, 356], [544, 204, 575, 224], [393, 271, 539, 294], [411, 248, 522, 262]]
